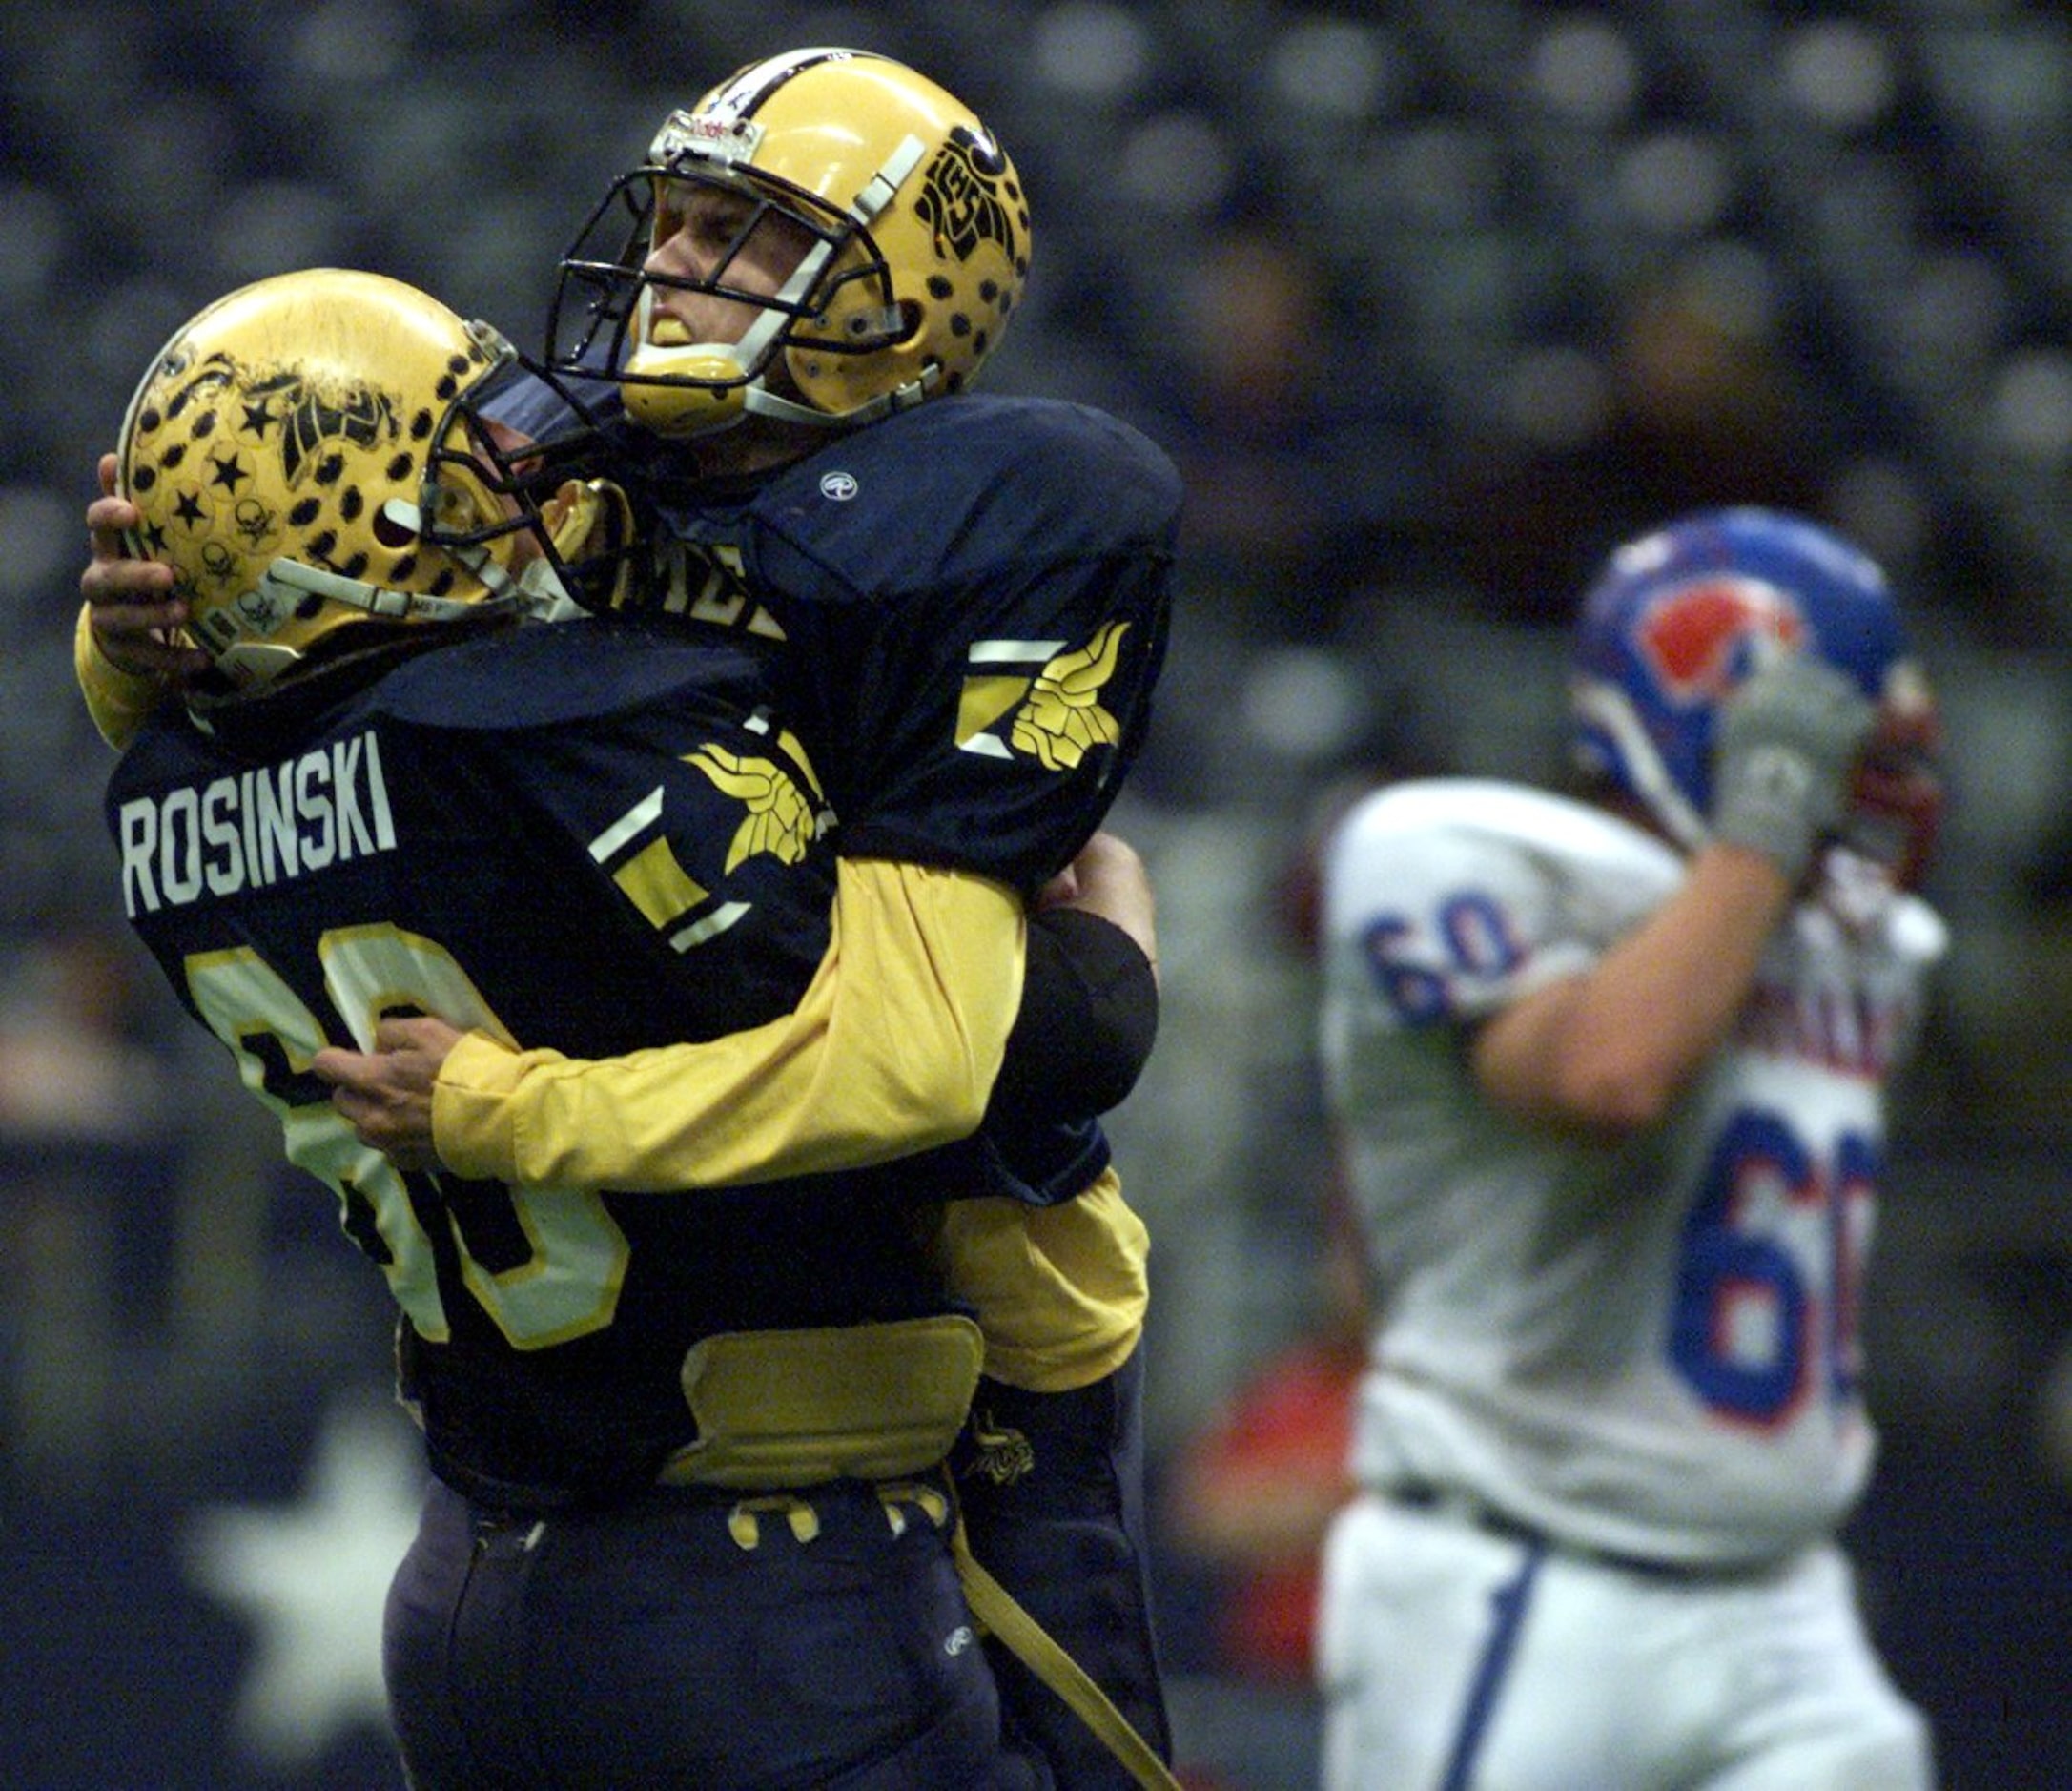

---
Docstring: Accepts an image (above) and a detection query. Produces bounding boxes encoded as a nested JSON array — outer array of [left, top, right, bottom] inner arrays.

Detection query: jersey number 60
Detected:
[[1670, 1105, 1874, 1428]]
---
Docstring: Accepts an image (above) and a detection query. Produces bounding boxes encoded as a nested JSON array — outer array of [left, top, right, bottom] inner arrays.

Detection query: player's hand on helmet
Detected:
[[312, 1014, 464, 1172], [82, 452, 210, 686], [1712, 651, 1877, 881]]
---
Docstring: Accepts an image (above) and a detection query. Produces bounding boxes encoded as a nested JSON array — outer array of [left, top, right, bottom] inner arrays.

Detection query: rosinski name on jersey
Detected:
[[114, 728, 397, 918]]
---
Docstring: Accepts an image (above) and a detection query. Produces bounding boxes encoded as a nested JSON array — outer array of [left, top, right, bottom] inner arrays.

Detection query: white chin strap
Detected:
[[1571, 679, 1710, 851], [627, 317, 934, 431], [256, 500, 530, 626], [745, 367, 935, 427], [258, 558, 506, 625], [512, 554, 585, 622]]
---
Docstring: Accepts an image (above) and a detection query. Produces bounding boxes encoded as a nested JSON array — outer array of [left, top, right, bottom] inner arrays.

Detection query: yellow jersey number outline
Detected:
[[185, 923, 630, 1349]]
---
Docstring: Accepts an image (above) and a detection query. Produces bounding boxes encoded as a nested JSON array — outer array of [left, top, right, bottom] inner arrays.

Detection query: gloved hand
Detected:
[[1711, 652, 1877, 880]]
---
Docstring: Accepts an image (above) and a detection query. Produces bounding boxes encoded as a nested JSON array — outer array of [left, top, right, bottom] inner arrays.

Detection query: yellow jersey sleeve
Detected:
[[935, 1169, 1150, 1392], [74, 601, 173, 751], [433, 856, 1025, 1190]]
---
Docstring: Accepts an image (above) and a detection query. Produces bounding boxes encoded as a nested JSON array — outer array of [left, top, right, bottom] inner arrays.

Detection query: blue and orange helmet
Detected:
[[1570, 506, 1943, 885]]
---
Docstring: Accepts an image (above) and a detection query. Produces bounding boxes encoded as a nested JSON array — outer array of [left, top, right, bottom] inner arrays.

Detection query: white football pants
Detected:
[[1318, 1491, 1933, 1791]]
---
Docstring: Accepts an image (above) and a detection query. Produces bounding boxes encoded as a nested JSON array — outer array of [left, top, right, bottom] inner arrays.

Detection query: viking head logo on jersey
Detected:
[[958, 622, 1130, 772], [1570, 506, 1942, 883]]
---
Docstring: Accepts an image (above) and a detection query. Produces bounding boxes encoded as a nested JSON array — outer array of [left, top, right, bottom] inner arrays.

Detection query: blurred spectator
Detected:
[[0, 924, 172, 1488], [1426, 262, 1827, 625], [1164, 1205, 1364, 1684], [0, 925, 165, 1146], [1125, 204, 1429, 648]]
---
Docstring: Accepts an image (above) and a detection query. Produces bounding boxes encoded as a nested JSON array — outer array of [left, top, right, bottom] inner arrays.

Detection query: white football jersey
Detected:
[[1318, 778, 1946, 1567]]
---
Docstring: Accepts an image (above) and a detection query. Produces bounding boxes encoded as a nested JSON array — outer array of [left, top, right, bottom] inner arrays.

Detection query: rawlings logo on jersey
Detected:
[[1637, 576, 1806, 705], [955, 621, 1129, 770], [914, 126, 1019, 266]]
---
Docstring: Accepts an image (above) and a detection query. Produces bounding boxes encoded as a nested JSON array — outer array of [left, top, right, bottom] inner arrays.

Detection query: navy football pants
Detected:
[[955, 1347, 1173, 1788], [384, 1474, 1051, 1789]]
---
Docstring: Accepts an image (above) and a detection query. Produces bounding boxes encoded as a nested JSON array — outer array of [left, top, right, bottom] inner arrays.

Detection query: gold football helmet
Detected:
[[549, 47, 1031, 437], [118, 269, 615, 690]]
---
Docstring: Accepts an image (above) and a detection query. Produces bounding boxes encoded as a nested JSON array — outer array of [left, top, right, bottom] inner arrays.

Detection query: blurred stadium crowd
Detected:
[[4, 3, 2071, 1787]]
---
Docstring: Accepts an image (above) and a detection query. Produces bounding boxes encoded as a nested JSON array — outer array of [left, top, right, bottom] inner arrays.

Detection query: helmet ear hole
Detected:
[[373, 504, 418, 550]]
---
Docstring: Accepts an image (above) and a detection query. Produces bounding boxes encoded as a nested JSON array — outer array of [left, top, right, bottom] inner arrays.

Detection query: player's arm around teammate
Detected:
[[309, 827, 1158, 1176], [79, 48, 1184, 1787], [74, 360, 1180, 1791]]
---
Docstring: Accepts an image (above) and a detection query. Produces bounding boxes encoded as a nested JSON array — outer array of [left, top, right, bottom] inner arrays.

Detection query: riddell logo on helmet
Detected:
[[652, 110, 764, 166], [1636, 576, 1806, 703]]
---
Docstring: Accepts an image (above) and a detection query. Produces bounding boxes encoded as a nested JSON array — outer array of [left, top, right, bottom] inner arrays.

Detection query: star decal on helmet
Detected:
[[116, 269, 544, 692]]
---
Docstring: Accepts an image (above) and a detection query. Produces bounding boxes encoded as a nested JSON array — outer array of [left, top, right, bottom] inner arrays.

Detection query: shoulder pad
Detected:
[[373, 618, 771, 732], [1335, 777, 1684, 903], [753, 395, 1182, 591]]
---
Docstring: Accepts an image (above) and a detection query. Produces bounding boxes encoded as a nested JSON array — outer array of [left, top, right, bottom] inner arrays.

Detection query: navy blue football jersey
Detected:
[[629, 395, 1179, 898], [483, 383, 1181, 898], [476, 383, 1174, 1205], [106, 617, 976, 1504]]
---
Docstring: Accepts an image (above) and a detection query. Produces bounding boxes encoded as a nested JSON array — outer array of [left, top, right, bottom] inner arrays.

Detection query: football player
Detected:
[[101, 265, 1168, 1785], [76, 49, 1180, 1789], [1313, 508, 1943, 1788]]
